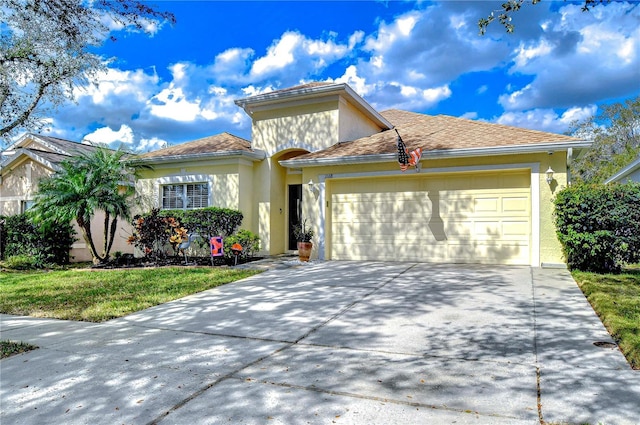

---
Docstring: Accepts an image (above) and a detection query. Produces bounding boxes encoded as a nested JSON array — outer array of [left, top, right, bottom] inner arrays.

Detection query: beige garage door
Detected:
[[330, 170, 531, 265]]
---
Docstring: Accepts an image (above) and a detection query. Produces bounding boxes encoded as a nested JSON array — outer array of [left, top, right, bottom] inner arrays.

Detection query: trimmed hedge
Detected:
[[554, 183, 640, 272], [0, 214, 76, 266], [161, 207, 243, 240]]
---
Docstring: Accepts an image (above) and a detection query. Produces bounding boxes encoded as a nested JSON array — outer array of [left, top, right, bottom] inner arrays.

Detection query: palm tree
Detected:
[[32, 147, 134, 265]]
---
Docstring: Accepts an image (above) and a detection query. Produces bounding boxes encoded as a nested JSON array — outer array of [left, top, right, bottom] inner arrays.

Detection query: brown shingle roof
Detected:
[[139, 132, 253, 159], [35, 135, 101, 157], [26, 149, 77, 166], [289, 110, 580, 161]]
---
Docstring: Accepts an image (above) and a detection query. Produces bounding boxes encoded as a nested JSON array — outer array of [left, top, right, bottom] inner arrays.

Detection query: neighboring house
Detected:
[[0, 134, 133, 262], [135, 82, 591, 267], [604, 155, 640, 184]]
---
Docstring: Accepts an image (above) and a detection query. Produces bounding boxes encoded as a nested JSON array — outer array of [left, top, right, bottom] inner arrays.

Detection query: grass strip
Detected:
[[572, 268, 640, 370], [1, 340, 38, 359], [0, 267, 261, 322]]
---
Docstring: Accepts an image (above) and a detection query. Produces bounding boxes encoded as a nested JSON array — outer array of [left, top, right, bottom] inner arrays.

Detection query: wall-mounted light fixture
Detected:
[[546, 166, 555, 185], [308, 179, 320, 196]]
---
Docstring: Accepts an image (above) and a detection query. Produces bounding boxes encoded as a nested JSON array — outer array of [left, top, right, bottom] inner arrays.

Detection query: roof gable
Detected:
[[13, 133, 99, 157], [1, 133, 102, 173], [235, 82, 392, 131]]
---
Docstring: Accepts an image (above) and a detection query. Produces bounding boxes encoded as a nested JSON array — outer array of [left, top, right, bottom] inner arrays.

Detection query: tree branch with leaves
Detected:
[[478, 0, 613, 35], [571, 96, 640, 183], [0, 0, 175, 143]]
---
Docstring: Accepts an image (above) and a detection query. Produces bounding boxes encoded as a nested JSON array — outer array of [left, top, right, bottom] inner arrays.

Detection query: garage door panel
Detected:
[[503, 197, 529, 213], [330, 171, 531, 265], [502, 221, 530, 239], [335, 211, 432, 222], [474, 198, 500, 213], [333, 227, 435, 245], [333, 202, 429, 217], [446, 242, 528, 264], [446, 221, 473, 237], [473, 221, 501, 237]]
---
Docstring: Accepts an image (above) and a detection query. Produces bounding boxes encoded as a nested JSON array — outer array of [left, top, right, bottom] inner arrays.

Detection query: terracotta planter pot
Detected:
[[297, 241, 313, 262]]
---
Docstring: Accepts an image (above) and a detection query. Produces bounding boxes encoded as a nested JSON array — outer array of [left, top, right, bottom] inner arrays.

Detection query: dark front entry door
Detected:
[[288, 184, 302, 250]]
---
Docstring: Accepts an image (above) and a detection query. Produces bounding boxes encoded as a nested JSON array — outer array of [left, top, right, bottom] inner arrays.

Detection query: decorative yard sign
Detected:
[[210, 236, 224, 257]]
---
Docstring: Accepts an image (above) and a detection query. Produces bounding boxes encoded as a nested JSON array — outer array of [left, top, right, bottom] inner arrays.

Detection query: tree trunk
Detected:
[[101, 211, 110, 259], [76, 215, 102, 265], [105, 216, 118, 260]]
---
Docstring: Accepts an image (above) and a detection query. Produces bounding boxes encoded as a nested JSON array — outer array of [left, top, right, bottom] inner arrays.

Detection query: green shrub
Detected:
[[128, 208, 187, 262], [0, 214, 75, 265], [554, 183, 640, 272], [160, 207, 243, 251], [2, 254, 43, 270], [224, 229, 260, 262]]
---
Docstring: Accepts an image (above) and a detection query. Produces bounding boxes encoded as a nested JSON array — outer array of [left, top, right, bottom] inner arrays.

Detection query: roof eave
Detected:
[[0, 148, 63, 174], [604, 156, 640, 183], [280, 140, 593, 168], [131, 149, 267, 166]]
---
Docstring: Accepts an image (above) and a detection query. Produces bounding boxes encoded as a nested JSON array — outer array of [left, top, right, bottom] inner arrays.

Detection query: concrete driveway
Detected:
[[1, 262, 638, 424]]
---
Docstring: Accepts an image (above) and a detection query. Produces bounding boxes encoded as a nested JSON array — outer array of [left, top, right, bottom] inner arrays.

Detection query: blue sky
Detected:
[[44, 1, 640, 152]]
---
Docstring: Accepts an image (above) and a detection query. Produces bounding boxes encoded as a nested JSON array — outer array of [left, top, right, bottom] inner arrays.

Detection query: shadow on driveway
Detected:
[[1, 262, 638, 424]]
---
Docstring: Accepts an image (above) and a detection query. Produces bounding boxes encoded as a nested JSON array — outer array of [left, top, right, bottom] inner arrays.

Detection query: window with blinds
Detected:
[[161, 183, 209, 210]]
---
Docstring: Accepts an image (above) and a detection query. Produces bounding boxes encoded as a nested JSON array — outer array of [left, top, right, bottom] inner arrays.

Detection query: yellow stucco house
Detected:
[[0, 134, 133, 262], [135, 82, 591, 267]]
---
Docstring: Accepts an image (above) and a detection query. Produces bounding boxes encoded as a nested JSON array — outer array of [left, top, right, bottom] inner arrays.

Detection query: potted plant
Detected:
[[292, 219, 314, 262]]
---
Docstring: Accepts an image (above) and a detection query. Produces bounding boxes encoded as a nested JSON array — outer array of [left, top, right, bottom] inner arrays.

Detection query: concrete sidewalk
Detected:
[[1, 262, 638, 424]]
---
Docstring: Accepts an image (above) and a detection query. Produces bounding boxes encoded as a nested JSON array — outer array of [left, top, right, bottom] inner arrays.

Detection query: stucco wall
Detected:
[[251, 100, 340, 155], [0, 159, 43, 215], [71, 210, 134, 262], [136, 162, 244, 212], [338, 98, 385, 142]]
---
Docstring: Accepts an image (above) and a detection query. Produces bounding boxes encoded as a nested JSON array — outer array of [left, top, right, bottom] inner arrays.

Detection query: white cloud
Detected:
[[83, 124, 134, 147], [502, 2, 640, 110], [513, 39, 553, 67], [348, 31, 365, 50], [495, 105, 597, 133], [364, 11, 420, 52], [251, 32, 299, 77], [423, 85, 452, 103], [137, 137, 169, 153], [346, 4, 512, 110], [249, 31, 349, 80], [212, 48, 254, 82], [560, 105, 598, 125], [148, 87, 201, 122], [335, 65, 371, 96], [74, 68, 159, 104]]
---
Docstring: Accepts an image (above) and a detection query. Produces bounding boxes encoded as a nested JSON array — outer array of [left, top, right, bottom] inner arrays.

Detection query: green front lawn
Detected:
[[0, 267, 261, 322], [572, 267, 640, 370]]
